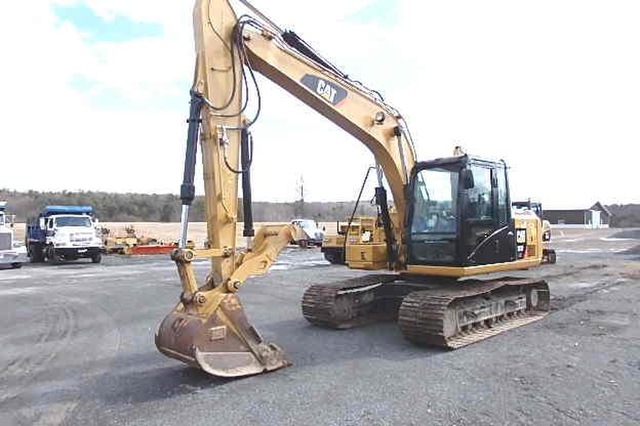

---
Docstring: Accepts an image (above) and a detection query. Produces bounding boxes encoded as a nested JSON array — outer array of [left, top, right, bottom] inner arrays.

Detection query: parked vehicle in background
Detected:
[[512, 200, 556, 264], [0, 201, 27, 269], [290, 218, 325, 248], [320, 216, 386, 265], [26, 205, 104, 264]]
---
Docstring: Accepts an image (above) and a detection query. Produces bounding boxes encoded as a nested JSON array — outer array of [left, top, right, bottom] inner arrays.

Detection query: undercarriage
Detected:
[[302, 274, 550, 349]]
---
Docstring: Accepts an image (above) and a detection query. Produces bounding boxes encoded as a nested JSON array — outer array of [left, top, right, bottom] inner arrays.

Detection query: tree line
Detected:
[[0, 189, 378, 223], [1, 189, 638, 227], [607, 204, 640, 228]]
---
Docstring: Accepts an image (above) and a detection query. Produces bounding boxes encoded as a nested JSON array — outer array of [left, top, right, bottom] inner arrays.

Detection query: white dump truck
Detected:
[[0, 201, 27, 269], [26, 205, 104, 264]]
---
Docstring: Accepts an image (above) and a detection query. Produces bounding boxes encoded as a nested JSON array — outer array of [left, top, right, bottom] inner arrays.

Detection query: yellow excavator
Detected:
[[156, 0, 551, 378]]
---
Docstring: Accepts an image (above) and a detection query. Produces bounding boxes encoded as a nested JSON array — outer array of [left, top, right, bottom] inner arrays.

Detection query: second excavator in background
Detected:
[[155, 0, 552, 378]]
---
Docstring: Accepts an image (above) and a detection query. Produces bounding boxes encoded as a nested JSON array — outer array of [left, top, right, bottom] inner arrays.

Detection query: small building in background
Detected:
[[544, 202, 612, 229]]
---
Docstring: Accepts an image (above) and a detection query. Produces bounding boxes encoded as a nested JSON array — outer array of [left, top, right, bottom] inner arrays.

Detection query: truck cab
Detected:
[[0, 201, 27, 269], [27, 205, 104, 264]]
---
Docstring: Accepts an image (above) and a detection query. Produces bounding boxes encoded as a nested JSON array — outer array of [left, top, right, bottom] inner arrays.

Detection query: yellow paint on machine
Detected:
[[346, 243, 388, 270], [406, 259, 542, 278]]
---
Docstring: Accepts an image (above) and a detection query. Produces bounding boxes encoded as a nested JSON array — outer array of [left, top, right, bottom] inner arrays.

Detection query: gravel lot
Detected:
[[0, 228, 638, 425]]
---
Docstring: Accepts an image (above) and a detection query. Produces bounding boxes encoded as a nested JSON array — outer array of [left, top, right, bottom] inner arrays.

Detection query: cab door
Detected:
[[407, 166, 460, 266], [461, 163, 514, 265]]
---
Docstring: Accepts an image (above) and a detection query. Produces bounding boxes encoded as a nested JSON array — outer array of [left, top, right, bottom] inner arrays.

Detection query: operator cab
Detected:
[[407, 154, 514, 267]]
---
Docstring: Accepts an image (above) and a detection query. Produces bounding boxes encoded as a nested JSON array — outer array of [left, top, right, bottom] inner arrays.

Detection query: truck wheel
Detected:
[[47, 248, 61, 265], [543, 249, 557, 264], [324, 249, 345, 265], [323, 251, 335, 263], [11, 263, 22, 269], [30, 244, 45, 263], [91, 253, 102, 264]]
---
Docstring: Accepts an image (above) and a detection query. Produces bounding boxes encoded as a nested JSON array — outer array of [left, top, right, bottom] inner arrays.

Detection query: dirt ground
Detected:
[[13, 221, 617, 248], [12, 221, 341, 248], [0, 227, 638, 425]]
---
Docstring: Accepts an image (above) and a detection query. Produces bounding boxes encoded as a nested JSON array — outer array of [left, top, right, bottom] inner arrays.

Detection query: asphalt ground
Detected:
[[0, 229, 638, 425]]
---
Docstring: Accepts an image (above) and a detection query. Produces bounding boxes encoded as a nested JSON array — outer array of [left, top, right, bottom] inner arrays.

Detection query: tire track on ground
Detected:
[[0, 290, 122, 426], [0, 302, 76, 403]]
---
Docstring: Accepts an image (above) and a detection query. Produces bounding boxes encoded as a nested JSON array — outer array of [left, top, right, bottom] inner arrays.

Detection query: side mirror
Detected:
[[39, 217, 45, 229], [93, 218, 99, 225], [462, 169, 474, 189]]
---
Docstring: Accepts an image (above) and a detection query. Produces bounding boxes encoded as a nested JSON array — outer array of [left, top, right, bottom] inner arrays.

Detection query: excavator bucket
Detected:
[[156, 293, 290, 377], [156, 225, 298, 377]]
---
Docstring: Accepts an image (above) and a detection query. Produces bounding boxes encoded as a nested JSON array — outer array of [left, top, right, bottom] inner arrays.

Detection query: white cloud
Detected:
[[0, 0, 190, 194], [1, 0, 638, 209]]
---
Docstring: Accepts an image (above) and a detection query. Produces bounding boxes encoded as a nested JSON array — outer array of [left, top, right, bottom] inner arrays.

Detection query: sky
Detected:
[[1, 0, 639, 209]]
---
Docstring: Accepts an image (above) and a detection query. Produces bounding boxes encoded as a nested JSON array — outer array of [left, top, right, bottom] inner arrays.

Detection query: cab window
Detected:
[[467, 166, 493, 221], [495, 167, 509, 226]]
